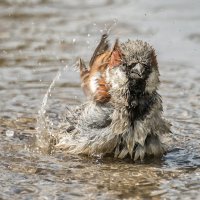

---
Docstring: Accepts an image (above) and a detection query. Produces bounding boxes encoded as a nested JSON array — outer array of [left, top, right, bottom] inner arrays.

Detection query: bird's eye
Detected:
[[142, 63, 150, 70], [130, 63, 137, 68], [121, 63, 127, 71], [142, 63, 149, 68], [141, 63, 151, 73]]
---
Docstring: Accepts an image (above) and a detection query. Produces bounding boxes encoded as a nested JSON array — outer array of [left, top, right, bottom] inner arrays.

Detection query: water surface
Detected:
[[0, 0, 200, 199]]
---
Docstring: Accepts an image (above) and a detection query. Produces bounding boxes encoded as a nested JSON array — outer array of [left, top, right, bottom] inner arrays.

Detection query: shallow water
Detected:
[[0, 0, 200, 199]]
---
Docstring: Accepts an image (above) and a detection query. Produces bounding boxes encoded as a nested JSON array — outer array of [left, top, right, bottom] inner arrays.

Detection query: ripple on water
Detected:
[[0, 0, 200, 199]]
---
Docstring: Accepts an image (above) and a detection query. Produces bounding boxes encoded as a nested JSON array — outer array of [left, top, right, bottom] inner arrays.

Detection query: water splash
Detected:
[[86, 19, 118, 49], [106, 18, 118, 34], [35, 65, 69, 154]]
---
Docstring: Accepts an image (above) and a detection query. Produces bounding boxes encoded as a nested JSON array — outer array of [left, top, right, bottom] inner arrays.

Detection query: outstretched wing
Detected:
[[89, 34, 110, 67], [79, 34, 122, 103], [79, 58, 90, 96]]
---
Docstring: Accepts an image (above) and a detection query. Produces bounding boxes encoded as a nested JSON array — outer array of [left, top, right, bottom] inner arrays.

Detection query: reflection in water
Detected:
[[0, 0, 200, 199]]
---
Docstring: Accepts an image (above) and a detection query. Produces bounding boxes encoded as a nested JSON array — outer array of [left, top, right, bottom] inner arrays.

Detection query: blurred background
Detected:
[[0, 0, 200, 199]]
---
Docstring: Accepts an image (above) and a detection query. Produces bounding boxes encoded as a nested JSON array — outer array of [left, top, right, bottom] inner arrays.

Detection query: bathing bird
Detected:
[[57, 34, 171, 161]]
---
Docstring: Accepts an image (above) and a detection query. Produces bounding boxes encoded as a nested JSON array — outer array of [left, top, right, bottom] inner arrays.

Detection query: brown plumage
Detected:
[[56, 34, 171, 161], [79, 34, 122, 103]]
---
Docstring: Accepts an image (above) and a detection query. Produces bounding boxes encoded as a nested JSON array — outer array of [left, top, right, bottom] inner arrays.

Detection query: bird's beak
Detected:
[[133, 63, 143, 76], [134, 63, 143, 76]]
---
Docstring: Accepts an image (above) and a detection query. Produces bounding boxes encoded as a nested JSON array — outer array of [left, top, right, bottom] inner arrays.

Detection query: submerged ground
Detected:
[[0, 0, 200, 199]]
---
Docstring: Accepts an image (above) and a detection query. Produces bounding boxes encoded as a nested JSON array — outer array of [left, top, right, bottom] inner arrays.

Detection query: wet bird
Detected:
[[79, 34, 120, 103], [57, 34, 171, 161]]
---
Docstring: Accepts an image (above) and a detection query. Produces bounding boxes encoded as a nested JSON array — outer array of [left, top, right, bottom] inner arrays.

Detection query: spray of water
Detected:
[[34, 21, 118, 154], [35, 65, 68, 154]]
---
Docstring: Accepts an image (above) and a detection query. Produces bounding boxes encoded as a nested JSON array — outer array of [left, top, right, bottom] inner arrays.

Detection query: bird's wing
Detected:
[[89, 34, 110, 67]]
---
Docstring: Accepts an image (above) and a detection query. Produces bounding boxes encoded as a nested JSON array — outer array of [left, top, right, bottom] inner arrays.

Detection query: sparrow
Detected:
[[79, 34, 119, 103], [57, 34, 171, 161]]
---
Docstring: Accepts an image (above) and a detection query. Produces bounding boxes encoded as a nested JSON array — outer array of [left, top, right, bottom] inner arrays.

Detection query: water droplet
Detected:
[[87, 33, 90, 37], [113, 18, 118, 24], [6, 130, 14, 137], [72, 38, 76, 43]]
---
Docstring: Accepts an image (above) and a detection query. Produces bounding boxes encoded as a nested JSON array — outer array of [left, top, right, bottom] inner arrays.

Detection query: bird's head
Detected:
[[107, 40, 160, 95]]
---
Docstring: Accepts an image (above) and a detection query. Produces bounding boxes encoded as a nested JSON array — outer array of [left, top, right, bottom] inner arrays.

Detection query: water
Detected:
[[0, 0, 200, 199]]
